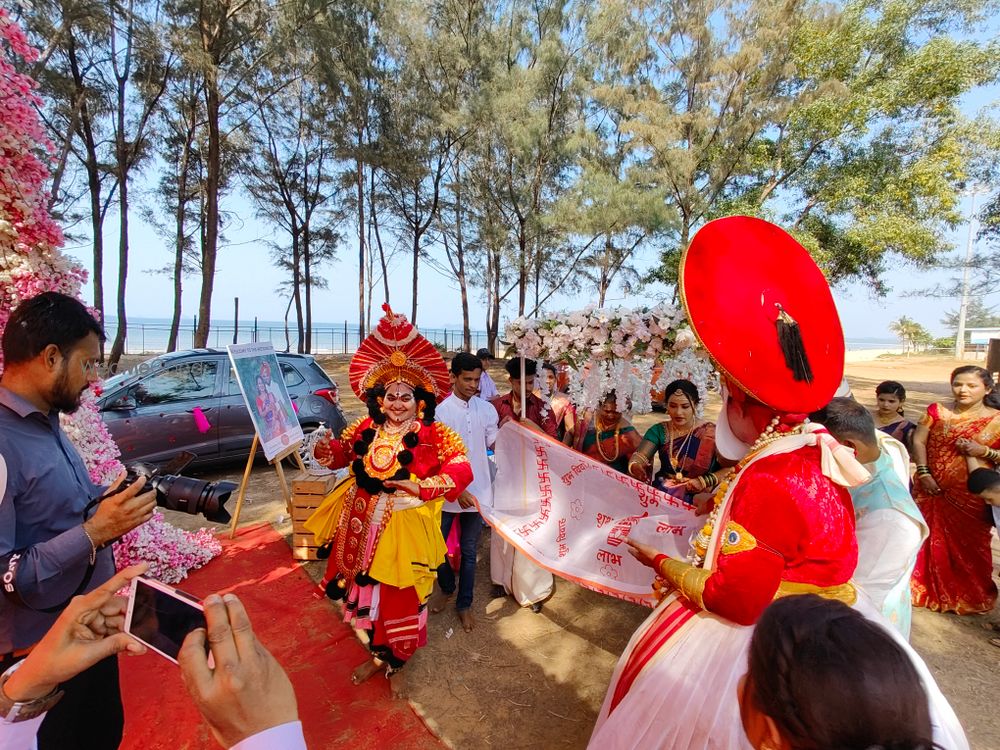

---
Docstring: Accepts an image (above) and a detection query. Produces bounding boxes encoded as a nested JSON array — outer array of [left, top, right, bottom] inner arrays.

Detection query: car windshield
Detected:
[[103, 371, 133, 391]]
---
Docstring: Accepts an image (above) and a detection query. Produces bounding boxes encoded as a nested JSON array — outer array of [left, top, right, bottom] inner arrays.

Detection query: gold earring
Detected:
[[417, 409, 425, 420]]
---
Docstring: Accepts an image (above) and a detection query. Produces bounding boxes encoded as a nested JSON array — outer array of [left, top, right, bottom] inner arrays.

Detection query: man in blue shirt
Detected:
[[0, 292, 155, 749]]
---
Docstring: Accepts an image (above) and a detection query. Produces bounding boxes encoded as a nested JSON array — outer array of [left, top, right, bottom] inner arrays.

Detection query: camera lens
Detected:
[[148, 475, 235, 524]]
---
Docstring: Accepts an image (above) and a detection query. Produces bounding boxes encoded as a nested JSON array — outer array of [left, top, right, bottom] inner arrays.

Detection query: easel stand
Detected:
[[229, 433, 306, 538]]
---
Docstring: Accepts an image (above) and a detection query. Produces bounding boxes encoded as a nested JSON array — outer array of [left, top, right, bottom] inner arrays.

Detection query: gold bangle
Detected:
[[657, 558, 710, 609]]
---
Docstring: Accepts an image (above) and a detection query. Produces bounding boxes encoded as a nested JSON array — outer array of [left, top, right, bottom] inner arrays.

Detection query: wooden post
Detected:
[[229, 435, 303, 538], [229, 433, 259, 538], [233, 297, 239, 344], [519, 354, 527, 420]]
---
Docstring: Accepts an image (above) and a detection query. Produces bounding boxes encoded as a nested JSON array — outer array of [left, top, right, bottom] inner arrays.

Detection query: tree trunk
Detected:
[[454, 166, 471, 350], [196, 6, 223, 349], [108, 66, 131, 368], [168, 130, 193, 352], [82, 107, 105, 359], [356, 154, 366, 338], [370, 167, 389, 304], [293, 236, 304, 354], [303, 224, 312, 353], [517, 219, 528, 316], [411, 190, 420, 325]]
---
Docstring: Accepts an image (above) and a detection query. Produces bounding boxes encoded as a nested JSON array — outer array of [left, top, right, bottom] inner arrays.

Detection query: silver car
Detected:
[[98, 349, 347, 467]]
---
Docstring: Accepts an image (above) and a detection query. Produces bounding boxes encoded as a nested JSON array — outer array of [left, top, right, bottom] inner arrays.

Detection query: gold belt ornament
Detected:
[[773, 579, 857, 606]]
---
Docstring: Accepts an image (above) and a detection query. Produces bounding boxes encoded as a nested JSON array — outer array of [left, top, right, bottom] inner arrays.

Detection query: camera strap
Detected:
[[1, 548, 97, 614]]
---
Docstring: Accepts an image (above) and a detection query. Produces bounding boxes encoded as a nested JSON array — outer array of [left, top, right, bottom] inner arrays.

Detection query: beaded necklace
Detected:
[[686, 417, 805, 566]]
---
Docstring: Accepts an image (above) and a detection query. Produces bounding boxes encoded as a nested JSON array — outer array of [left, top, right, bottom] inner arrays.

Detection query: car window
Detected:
[[281, 362, 305, 388], [307, 362, 333, 385], [133, 361, 218, 405]]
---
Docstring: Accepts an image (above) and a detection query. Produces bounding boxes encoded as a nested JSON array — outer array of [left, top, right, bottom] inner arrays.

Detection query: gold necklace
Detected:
[[594, 417, 621, 463], [366, 421, 416, 479], [667, 422, 696, 480]]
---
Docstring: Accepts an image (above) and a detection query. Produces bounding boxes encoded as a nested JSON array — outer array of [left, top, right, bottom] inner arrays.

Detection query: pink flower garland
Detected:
[[1, 13, 220, 583]]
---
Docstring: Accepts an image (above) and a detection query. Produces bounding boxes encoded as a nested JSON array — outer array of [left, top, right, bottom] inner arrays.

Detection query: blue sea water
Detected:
[[102, 316, 898, 356]]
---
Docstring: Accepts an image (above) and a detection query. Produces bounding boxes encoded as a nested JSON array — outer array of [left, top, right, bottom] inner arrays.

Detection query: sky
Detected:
[[59, 84, 999, 343]]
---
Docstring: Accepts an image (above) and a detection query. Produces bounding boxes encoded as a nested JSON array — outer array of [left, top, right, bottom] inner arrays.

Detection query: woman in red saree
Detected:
[[911, 365, 1000, 614]]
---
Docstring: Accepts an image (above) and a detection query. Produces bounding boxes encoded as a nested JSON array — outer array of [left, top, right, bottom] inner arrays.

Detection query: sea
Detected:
[[102, 317, 899, 357]]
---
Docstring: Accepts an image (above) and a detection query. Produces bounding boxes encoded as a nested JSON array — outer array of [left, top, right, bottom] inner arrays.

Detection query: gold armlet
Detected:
[[658, 558, 710, 609]]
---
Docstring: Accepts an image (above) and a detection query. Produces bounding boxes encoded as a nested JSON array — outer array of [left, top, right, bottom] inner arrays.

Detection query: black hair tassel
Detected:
[[775, 305, 813, 383]]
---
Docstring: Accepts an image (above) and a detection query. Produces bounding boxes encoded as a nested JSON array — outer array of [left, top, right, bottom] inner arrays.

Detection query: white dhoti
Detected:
[[489, 531, 553, 606], [589, 590, 969, 750]]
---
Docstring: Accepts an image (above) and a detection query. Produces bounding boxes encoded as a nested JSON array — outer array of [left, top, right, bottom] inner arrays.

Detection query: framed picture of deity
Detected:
[[227, 342, 303, 461]]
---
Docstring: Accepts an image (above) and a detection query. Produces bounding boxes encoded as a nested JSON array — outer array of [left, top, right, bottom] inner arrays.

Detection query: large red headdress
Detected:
[[679, 216, 844, 414], [348, 304, 450, 401]]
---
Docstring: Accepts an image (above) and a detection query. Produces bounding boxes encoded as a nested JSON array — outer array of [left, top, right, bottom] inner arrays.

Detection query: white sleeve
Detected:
[[0, 660, 45, 750], [853, 509, 923, 608], [229, 721, 306, 750], [484, 402, 500, 447], [0, 715, 44, 750]]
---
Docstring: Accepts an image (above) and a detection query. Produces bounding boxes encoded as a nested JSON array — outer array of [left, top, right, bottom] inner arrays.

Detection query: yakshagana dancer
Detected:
[[589, 217, 968, 750], [304, 305, 472, 695]]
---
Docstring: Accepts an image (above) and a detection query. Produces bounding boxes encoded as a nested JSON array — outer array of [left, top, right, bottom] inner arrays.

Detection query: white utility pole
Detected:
[[955, 187, 984, 360]]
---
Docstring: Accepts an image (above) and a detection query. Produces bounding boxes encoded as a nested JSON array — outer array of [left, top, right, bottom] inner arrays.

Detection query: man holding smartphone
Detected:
[[0, 561, 304, 750], [0, 293, 157, 749]]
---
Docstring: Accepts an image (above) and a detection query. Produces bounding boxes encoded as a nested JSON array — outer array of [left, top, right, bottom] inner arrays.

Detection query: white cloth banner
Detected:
[[479, 422, 701, 606]]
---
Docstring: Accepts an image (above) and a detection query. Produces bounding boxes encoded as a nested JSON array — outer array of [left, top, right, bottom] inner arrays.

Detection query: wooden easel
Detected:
[[229, 432, 307, 538]]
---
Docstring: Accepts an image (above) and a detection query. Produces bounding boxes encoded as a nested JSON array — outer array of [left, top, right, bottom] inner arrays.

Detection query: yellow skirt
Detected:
[[304, 478, 446, 603]]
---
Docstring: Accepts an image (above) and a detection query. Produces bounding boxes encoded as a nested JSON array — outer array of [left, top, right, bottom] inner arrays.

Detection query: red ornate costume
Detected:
[[590, 217, 968, 750], [304, 307, 472, 671]]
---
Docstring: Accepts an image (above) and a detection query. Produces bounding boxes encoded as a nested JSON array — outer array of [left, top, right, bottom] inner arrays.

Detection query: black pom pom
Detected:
[[403, 431, 419, 448], [316, 543, 332, 560], [393, 467, 410, 480], [361, 428, 376, 443], [355, 572, 373, 587], [325, 579, 346, 601], [352, 458, 365, 475], [775, 306, 813, 384], [398, 449, 413, 466], [354, 440, 368, 455]]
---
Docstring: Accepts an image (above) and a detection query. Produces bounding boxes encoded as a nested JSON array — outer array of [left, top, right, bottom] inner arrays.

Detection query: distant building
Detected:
[[967, 327, 1000, 346]]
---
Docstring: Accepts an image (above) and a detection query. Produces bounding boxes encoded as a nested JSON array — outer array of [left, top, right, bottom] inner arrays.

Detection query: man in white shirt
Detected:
[[812, 398, 928, 639], [432, 352, 499, 632], [475, 349, 499, 401]]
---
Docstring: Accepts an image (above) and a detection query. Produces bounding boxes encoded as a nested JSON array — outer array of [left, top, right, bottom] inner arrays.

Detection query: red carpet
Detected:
[[120, 523, 444, 750]]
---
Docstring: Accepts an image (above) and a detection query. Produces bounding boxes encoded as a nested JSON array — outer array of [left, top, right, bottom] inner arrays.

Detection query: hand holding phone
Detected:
[[125, 577, 207, 664], [5, 565, 149, 702], [178, 593, 299, 748]]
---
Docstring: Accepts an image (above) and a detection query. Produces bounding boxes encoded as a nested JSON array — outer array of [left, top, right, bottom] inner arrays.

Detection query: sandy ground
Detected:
[[159, 354, 1000, 750]]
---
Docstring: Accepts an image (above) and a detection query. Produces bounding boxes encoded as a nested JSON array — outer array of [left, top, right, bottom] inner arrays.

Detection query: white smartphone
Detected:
[[125, 577, 207, 664]]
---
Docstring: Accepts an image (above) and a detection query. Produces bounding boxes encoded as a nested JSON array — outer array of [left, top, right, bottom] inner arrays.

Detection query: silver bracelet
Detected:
[[81, 526, 97, 566]]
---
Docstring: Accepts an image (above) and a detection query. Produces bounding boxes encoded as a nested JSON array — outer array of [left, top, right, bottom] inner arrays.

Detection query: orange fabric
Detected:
[[911, 404, 1000, 614]]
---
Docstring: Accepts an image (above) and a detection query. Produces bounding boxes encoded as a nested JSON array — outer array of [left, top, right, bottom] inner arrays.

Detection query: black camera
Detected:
[[125, 452, 235, 524]]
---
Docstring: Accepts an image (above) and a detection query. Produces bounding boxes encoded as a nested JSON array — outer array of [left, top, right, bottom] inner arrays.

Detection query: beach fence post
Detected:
[[233, 297, 239, 344]]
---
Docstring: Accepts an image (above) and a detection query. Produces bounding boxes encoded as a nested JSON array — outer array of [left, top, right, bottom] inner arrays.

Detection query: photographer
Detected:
[[0, 563, 305, 749], [0, 293, 156, 749]]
